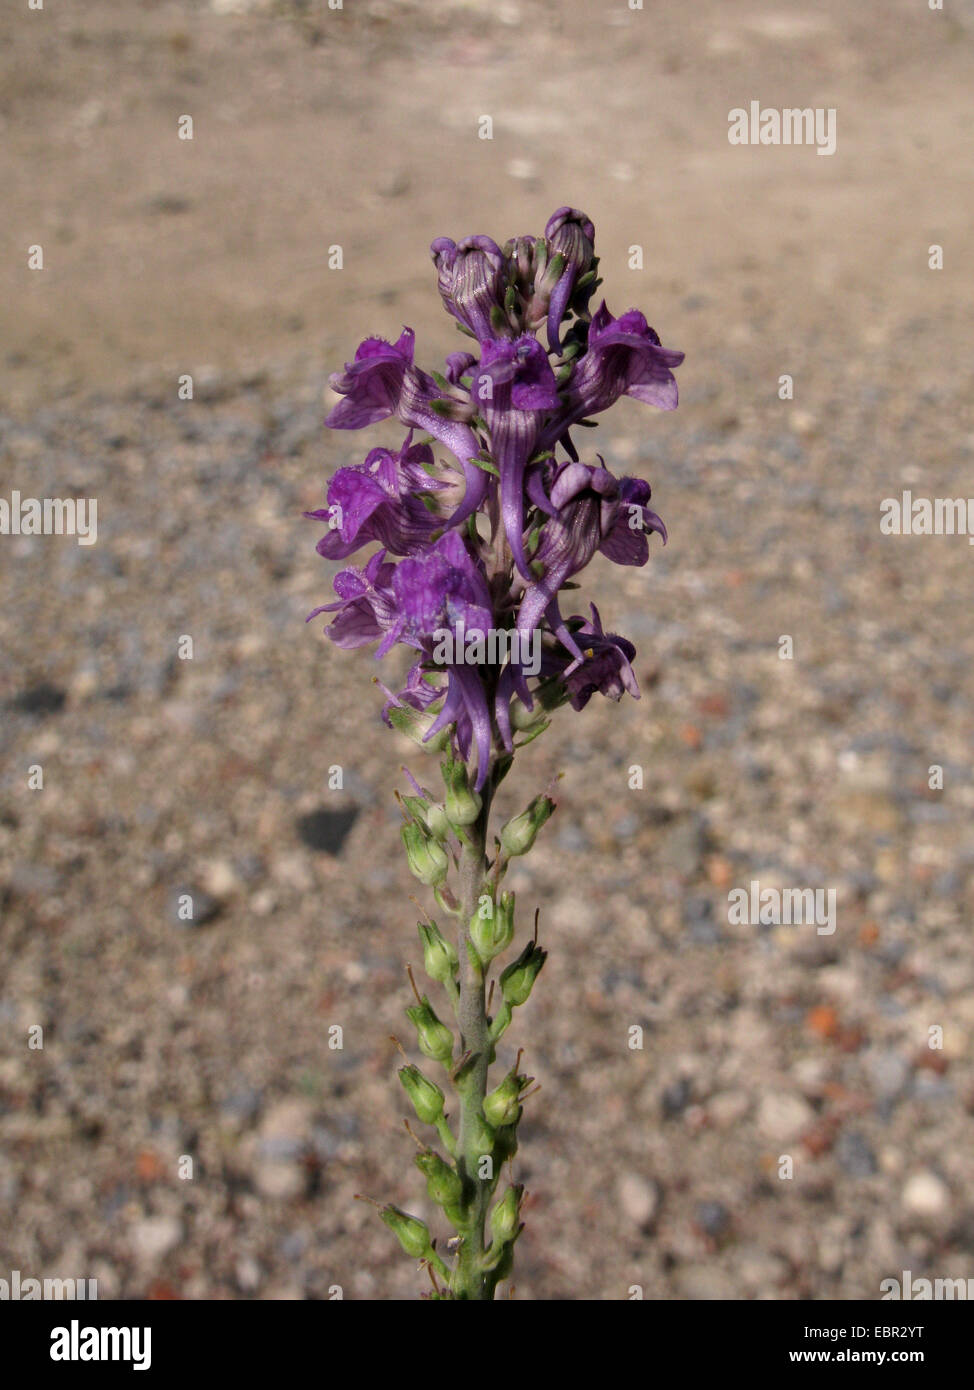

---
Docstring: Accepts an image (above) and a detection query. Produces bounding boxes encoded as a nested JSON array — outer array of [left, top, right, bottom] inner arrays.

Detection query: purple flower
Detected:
[[310, 532, 497, 786], [304, 433, 445, 559], [392, 532, 497, 787], [543, 206, 596, 352], [545, 604, 640, 710], [474, 336, 561, 580], [325, 328, 416, 430], [430, 236, 509, 342], [326, 327, 489, 527], [517, 459, 666, 658], [307, 549, 402, 654], [541, 302, 684, 449], [392, 529, 493, 645]]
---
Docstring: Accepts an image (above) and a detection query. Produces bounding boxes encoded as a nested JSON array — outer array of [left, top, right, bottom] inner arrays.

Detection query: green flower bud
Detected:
[[398, 1064, 445, 1126], [499, 794, 555, 857], [401, 822, 449, 887], [469, 890, 516, 965], [415, 1149, 464, 1213], [499, 941, 547, 1007], [405, 995, 454, 1065], [489, 1184, 524, 1246], [483, 1067, 525, 1127], [441, 757, 482, 828], [425, 802, 452, 841], [467, 1109, 497, 1162], [418, 920, 459, 985], [380, 1204, 432, 1259], [510, 697, 549, 734], [386, 701, 453, 752]]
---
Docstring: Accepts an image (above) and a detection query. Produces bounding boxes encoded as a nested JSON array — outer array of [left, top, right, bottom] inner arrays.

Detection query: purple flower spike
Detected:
[[308, 206, 687, 1298], [543, 206, 596, 352], [431, 235, 509, 343], [475, 336, 561, 579]]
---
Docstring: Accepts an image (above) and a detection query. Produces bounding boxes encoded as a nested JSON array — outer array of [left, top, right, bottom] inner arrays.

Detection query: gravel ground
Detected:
[[2, 0, 974, 1300]]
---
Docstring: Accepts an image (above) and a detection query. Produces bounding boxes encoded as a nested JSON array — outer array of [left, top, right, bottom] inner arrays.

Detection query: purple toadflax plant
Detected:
[[307, 208, 683, 1299]]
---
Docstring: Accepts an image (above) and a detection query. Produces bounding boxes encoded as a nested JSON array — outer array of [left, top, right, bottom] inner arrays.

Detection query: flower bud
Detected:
[[405, 995, 454, 1065], [380, 1204, 432, 1260], [499, 794, 555, 857], [499, 941, 547, 1007], [418, 920, 459, 985], [398, 1064, 445, 1125], [401, 822, 449, 887], [544, 207, 597, 350], [469, 890, 516, 965], [430, 235, 508, 343], [467, 1109, 497, 1160], [441, 757, 482, 828], [483, 1066, 525, 1127], [415, 1149, 464, 1214], [489, 1184, 524, 1246], [510, 696, 548, 734], [425, 802, 452, 841]]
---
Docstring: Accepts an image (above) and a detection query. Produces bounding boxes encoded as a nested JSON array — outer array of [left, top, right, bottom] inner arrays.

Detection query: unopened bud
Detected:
[[418, 920, 459, 985], [442, 756, 482, 828], [469, 890, 516, 965], [415, 1149, 464, 1214], [380, 1204, 432, 1259], [510, 696, 548, 734], [468, 1109, 497, 1161], [499, 940, 547, 1007], [483, 1065, 525, 1127], [406, 995, 454, 1065], [401, 822, 449, 886], [489, 1184, 524, 1246], [398, 1064, 445, 1126], [425, 802, 452, 840], [499, 794, 555, 857]]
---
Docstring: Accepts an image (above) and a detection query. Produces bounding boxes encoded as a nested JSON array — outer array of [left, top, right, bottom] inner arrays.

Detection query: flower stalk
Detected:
[[308, 205, 684, 1298]]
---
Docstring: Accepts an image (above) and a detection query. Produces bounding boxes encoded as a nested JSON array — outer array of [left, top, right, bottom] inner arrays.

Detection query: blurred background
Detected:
[[2, 0, 974, 1300]]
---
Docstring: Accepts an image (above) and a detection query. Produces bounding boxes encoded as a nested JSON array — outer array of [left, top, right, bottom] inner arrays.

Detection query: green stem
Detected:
[[450, 777, 494, 1299]]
